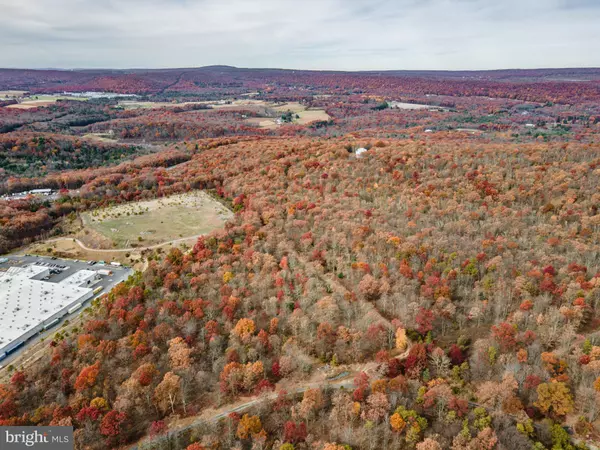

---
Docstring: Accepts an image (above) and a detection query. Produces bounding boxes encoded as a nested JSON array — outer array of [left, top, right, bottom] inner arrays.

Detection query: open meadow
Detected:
[[244, 101, 330, 127], [81, 191, 232, 248], [0, 90, 28, 98], [5, 94, 89, 109]]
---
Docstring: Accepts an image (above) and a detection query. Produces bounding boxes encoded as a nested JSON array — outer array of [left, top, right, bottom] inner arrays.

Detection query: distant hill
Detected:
[[1, 66, 600, 94]]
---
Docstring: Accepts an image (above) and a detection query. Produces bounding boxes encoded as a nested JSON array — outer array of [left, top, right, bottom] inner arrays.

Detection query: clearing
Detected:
[[117, 100, 207, 110], [81, 191, 232, 248], [19, 191, 232, 269], [114, 99, 330, 127], [117, 98, 267, 110], [245, 117, 279, 130], [246, 101, 330, 128], [6, 94, 89, 109], [388, 101, 432, 110], [0, 90, 28, 99], [82, 132, 118, 143]]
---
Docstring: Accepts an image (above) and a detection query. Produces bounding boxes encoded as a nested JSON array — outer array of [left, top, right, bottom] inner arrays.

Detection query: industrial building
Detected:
[[0, 265, 95, 359], [59, 270, 99, 288]]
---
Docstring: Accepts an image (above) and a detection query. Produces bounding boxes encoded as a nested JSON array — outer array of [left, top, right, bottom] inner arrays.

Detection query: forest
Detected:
[[1, 67, 600, 450]]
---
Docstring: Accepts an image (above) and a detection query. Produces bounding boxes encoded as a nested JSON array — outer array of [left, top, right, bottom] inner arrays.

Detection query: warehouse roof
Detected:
[[0, 267, 92, 353], [59, 270, 97, 287], [5, 264, 48, 279]]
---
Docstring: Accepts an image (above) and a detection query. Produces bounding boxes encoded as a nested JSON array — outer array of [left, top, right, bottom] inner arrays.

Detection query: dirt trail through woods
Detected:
[[130, 349, 413, 449]]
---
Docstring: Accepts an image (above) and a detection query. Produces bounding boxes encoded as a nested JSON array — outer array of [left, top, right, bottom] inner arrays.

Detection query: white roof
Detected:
[[0, 272, 92, 352], [355, 148, 368, 158], [5, 265, 48, 278], [59, 270, 97, 287]]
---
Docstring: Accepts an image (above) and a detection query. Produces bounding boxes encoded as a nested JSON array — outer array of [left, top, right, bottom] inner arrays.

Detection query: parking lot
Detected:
[[0, 254, 133, 291], [0, 254, 133, 367]]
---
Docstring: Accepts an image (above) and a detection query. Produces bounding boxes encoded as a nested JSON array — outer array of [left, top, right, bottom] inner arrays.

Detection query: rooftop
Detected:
[[0, 266, 92, 352], [5, 264, 48, 279], [59, 270, 98, 287]]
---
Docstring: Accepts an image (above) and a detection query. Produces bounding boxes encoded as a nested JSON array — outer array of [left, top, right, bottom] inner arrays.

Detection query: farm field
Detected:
[[388, 101, 432, 110], [5, 94, 89, 109], [81, 191, 232, 248], [117, 100, 208, 110], [0, 90, 28, 98], [245, 101, 330, 127], [245, 117, 279, 129], [117, 98, 267, 110], [82, 132, 118, 143], [296, 108, 331, 124], [273, 101, 330, 122]]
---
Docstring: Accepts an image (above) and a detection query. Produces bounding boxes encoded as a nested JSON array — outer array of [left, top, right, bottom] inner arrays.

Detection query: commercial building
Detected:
[[59, 270, 99, 288], [5, 264, 49, 280], [0, 265, 94, 359]]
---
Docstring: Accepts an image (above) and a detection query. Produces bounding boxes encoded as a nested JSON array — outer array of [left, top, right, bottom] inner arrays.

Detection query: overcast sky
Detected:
[[1, 0, 599, 70]]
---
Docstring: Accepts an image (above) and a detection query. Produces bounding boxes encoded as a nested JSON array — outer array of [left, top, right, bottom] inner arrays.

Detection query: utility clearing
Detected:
[[81, 191, 232, 249]]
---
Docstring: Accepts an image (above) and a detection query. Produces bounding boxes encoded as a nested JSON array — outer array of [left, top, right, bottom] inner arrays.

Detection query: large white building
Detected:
[[59, 270, 98, 288], [0, 265, 95, 358]]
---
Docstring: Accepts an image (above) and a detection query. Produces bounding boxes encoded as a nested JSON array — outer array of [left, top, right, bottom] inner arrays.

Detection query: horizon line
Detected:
[[2, 65, 600, 73]]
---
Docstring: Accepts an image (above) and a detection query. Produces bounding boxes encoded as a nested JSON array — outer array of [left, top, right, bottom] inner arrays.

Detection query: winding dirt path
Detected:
[[130, 373, 358, 450], [45, 235, 203, 254], [130, 350, 411, 449]]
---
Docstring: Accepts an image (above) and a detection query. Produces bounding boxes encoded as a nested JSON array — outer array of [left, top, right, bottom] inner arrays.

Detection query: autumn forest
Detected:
[[1, 66, 600, 450]]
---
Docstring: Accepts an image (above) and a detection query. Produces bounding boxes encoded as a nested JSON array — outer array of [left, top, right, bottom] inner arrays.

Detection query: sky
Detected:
[[1, 0, 600, 71]]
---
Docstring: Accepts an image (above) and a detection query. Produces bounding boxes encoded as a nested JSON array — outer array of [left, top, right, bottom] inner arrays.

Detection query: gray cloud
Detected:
[[0, 0, 599, 69]]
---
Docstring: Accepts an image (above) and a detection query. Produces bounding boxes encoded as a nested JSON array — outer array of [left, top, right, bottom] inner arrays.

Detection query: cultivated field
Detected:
[[245, 101, 330, 128], [81, 191, 232, 248], [271, 102, 306, 113], [245, 117, 280, 129], [295, 109, 331, 124], [117, 100, 206, 110], [388, 101, 432, 110], [0, 90, 28, 98], [114, 98, 330, 127], [82, 132, 118, 143], [117, 98, 266, 110], [6, 94, 89, 109]]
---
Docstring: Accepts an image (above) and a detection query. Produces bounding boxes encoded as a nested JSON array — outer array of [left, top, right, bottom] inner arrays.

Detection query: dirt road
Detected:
[[46, 235, 203, 254], [131, 374, 357, 450]]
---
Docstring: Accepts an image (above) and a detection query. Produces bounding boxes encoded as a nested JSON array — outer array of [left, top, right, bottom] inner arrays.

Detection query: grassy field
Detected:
[[82, 133, 118, 143], [245, 102, 330, 128], [117, 98, 267, 110], [272, 102, 306, 113], [0, 90, 28, 98], [114, 99, 330, 128], [296, 109, 330, 124], [117, 100, 204, 110], [6, 94, 89, 109], [81, 191, 232, 248], [245, 117, 279, 129], [389, 101, 431, 110]]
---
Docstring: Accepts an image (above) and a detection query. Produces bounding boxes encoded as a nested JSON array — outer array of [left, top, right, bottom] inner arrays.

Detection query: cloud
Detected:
[[0, 0, 599, 69]]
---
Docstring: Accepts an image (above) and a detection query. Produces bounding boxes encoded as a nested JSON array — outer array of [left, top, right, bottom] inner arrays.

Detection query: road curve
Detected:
[[46, 235, 204, 254]]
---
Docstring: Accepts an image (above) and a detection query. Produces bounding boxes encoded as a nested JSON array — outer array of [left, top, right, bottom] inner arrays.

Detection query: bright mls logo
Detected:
[[0, 427, 73, 450]]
